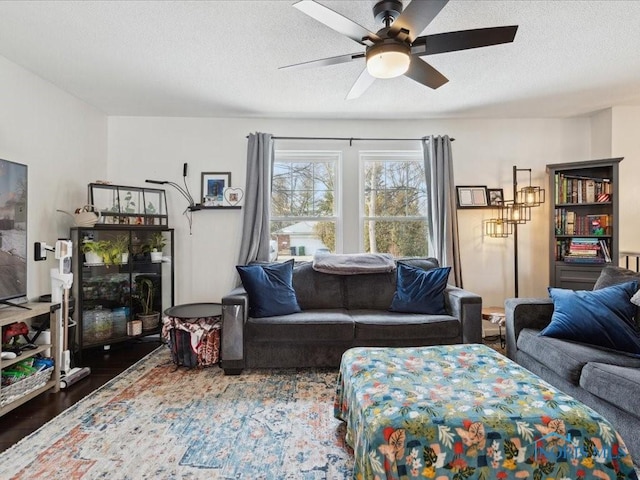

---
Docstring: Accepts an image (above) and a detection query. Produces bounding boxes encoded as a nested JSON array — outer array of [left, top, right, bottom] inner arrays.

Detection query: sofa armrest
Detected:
[[221, 287, 249, 374], [444, 286, 482, 344], [504, 297, 554, 361]]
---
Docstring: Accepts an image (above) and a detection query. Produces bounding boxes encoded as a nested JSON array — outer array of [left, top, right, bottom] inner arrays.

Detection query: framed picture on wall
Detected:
[[201, 172, 231, 207], [487, 188, 504, 206], [456, 186, 488, 208]]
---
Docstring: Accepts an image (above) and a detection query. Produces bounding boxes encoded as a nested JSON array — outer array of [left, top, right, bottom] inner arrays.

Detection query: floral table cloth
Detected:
[[334, 344, 637, 479]]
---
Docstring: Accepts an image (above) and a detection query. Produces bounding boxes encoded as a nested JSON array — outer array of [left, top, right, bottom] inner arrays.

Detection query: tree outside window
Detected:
[[271, 151, 338, 260], [361, 152, 428, 257]]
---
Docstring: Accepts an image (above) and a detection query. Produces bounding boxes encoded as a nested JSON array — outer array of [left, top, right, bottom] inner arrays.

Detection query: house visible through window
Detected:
[[271, 151, 339, 261], [271, 148, 427, 260]]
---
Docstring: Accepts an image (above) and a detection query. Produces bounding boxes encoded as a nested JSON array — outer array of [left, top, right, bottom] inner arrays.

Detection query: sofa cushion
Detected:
[[580, 362, 640, 418], [541, 282, 640, 355], [517, 328, 640, 385], [397, 257, 440, 271], [292, 262, 344, 310], [344, 272, 396, 310], [389, 264, 450, 314], [246, 309, 353, 342], [236, 259, 301, 318], [594, 265, 640, 326], [352, 309, 459, 341], [594, 265, 640, 290]]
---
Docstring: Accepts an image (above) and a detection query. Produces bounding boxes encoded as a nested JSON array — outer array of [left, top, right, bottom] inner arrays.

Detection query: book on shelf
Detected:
[[563, 256, 606, 264], [554, 173, 612, 204], [561, 237, 611, 264], [554, 209, 611, 235]]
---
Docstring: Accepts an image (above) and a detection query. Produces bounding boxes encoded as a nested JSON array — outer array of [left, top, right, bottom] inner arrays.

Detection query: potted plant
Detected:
[[102, 235, 129, 265], [82, 240, 108, 264], [135, 275, 159, 331], [143, 231, 166, 262]]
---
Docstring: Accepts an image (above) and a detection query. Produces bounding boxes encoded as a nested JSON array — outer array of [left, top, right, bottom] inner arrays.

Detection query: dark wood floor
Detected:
[[0, 336, 162, 453]]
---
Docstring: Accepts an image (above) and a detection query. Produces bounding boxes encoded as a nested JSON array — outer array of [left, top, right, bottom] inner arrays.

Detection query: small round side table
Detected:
[[163, 303, 222, 367], [481, 306, 506, 348]]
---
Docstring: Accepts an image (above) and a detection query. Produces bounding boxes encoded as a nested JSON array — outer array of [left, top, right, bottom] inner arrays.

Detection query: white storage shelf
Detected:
[[0, 302, 59, 417]]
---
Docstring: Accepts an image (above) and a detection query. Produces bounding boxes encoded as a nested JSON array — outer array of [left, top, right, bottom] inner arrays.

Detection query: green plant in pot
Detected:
[[103, 235, 129, 265], [143, 232, 166, 262], [135, 276, 159, 331], [82, 240, 108, 264]]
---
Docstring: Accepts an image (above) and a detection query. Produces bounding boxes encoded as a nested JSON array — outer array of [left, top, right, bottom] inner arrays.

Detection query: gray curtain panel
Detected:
[[237, 132, 274, 266], [422, 135, 463, 287]]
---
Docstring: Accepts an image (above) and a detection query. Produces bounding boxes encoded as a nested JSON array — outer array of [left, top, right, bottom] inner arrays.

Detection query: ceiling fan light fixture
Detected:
[[366, 42, 410, 79]]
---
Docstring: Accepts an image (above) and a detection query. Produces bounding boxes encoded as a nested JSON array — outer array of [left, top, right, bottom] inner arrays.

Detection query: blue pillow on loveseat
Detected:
[[541, 281, 640, 355], [236, 259, 301, 318]]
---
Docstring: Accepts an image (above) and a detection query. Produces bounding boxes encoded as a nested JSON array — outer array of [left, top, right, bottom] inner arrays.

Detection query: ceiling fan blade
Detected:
[[346, 68, 376, 100], [280, 52, 365, 71], [389, 0, 448, 43], [412, 26, 518, 56], [293, 0, 380, 46], [404, 58, 448, 89]]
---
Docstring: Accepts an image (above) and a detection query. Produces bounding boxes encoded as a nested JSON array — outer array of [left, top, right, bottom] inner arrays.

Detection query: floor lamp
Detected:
[[485, 166, 545, 297]]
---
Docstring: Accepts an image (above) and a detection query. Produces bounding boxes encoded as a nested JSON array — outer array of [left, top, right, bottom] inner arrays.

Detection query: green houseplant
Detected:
[[103, 235, 129, 265], [82, 240, 109, 264], [143, 231, 166, 262], [135, 276, 159, 331]]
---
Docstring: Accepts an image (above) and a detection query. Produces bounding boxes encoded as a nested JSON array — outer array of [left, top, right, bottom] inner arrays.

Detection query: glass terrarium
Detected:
[[88, 183, 168, 226]]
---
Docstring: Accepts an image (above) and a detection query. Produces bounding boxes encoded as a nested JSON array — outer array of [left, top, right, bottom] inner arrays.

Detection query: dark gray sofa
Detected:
[[505, 266, 640, 463], [221, 258, 482, 374]]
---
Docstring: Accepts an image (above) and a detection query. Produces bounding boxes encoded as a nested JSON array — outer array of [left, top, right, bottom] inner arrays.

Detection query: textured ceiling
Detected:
[[1, 0, 639, 119]]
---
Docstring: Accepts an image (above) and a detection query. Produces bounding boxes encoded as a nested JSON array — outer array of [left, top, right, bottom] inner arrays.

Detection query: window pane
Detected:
[[362, 220, 428, 257], [270, 220, 335, 260], [272, 158, 336, 218], [363, 158, 427, 218]]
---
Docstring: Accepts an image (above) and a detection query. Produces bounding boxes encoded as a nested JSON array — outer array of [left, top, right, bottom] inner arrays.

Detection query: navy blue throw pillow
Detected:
[[236, 259, 301, 318], [541, 281, 640, 355], [389, 263, 451, 314]]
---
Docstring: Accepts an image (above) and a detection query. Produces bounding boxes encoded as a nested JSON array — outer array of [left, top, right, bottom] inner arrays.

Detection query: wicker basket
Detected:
[[138, 312, 160, 331], [0, 366, 54, 407]]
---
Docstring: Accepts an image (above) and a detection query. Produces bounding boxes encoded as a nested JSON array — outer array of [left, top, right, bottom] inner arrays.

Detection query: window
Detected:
[[271, 151, 339, 260], [360, 151, 428, 257]]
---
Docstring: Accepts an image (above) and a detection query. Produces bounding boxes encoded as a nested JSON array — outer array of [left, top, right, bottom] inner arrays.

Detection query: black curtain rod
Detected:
[[246, 135, 454, 145]]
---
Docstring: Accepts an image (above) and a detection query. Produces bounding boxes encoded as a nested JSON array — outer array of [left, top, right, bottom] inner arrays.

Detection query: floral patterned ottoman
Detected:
[[334, 344, 638, 479]]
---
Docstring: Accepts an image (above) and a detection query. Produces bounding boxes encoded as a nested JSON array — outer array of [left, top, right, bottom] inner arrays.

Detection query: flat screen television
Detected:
[[0, 159, 28, 306]]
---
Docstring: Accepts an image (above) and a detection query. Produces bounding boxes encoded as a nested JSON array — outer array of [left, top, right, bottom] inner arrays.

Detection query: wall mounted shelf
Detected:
[[194, 204, 242, 210]]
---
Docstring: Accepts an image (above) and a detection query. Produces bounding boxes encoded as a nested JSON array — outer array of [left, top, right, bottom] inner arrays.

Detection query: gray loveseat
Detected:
[[505, 266, 640, 462], [221, 257, 482, 375]]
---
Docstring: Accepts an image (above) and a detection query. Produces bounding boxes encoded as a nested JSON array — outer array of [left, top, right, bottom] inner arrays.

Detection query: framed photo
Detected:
[[223, 187, 244, 207], [456, 186, 488, 208], [487, 188, 504, 206], [201, 172, 231, 207]]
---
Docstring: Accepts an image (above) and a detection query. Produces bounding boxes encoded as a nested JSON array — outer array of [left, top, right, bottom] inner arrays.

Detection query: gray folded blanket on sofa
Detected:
[[312, 252, 396, 275]]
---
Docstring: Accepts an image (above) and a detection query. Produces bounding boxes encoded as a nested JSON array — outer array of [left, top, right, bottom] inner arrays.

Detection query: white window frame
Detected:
[[271, 150, 342, 253], [358, 150, 427, 254]]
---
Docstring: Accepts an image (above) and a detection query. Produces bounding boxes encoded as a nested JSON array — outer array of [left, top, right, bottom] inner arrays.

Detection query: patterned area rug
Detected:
[[0, 348, 353, 479]]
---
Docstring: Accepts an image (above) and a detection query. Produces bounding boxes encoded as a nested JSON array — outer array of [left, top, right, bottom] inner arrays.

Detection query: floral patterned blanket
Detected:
[[334, 344, 638, 479]]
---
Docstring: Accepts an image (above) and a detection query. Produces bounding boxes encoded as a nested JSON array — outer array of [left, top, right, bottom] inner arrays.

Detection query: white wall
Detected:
[[0, 55, 107, 299], [108, 116, 591, 306], [611, 106, 640, 253], [590, 108, 613, 158]]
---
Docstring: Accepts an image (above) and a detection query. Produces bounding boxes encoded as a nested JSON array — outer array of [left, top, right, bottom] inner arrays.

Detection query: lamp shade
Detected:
[[504, 201, 531, 224], [366, 42, 410, 79], [485, 218, 512, 238], [518, 185, 545, 207]]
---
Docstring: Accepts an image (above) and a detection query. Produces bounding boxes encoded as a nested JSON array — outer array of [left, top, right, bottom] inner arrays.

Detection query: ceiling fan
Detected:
[[281, 0, 518, 99]]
